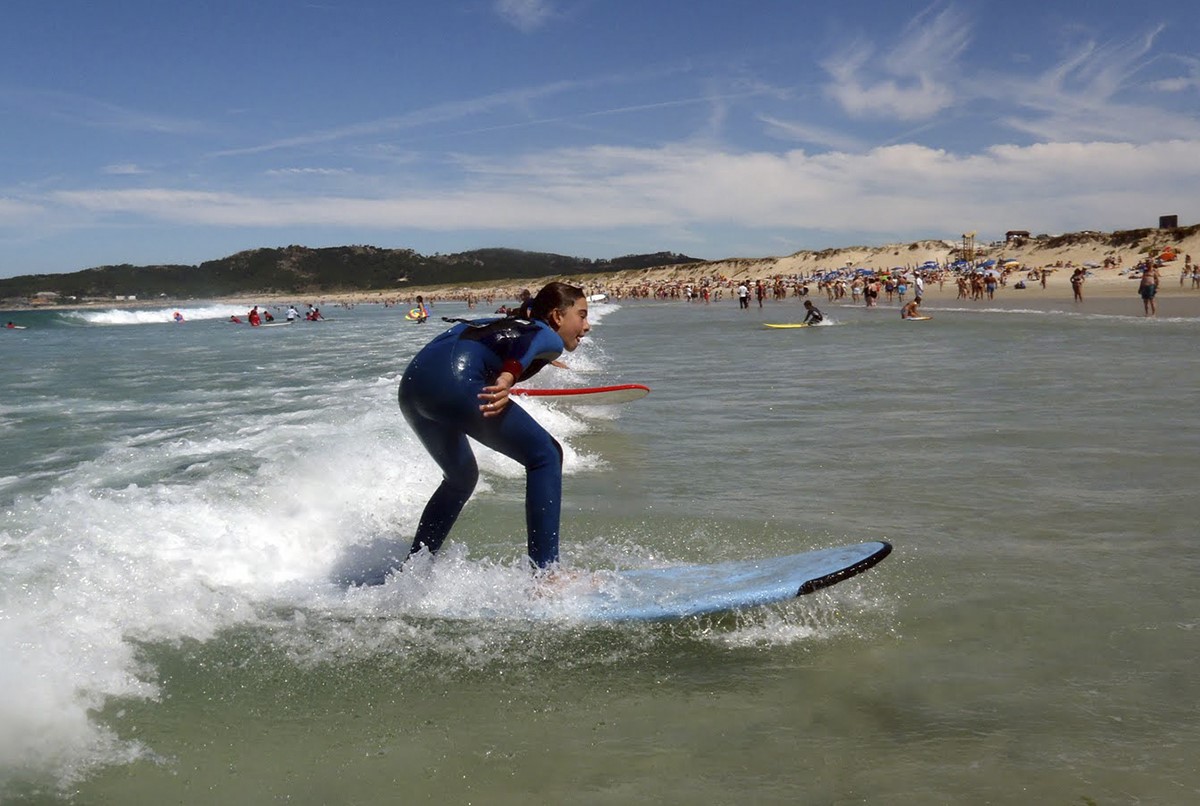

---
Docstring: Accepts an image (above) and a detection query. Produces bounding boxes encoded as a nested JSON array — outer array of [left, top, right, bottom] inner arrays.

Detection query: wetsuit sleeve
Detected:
[[505, 322, 564, 381]]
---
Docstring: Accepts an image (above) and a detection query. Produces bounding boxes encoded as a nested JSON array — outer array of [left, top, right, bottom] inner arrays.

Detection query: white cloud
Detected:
[[49, 138, 1200, 241], [0, 197, 46, 222], [263, 167, 354, 176], [208, 78, 585, 158], [1147, 55, 1200, 93], [1150, 76, 1199, 92], [4, 88, 205, 135], [758, 115, 867, 153], [101, 164, 148, 175], [822, 5, 971, 121], [494, 0, 555, 33], [977, 25, 1200, 144]]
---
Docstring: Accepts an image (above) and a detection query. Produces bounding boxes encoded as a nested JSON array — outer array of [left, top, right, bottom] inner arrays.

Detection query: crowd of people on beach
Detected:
[[166, 247, 1193, 328], [395, 249, 1197, 319]]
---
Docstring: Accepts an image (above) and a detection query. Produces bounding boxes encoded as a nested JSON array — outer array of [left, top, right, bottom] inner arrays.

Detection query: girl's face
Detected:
[[550, 298, 590, 351]]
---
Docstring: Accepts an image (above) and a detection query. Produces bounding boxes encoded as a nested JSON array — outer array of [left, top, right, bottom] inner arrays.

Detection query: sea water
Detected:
[[2, 297, 1198, 804]]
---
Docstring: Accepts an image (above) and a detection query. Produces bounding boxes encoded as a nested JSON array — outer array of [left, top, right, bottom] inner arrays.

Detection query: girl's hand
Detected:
[[479, 372, 516, 417]]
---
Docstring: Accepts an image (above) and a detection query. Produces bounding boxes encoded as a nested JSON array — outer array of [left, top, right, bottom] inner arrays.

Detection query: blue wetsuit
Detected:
[[398, 317, 566, 568]]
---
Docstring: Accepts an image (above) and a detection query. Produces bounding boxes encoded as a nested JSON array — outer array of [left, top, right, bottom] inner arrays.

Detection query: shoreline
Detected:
[[7, 271, 1200, 321], [7, 228, 1200, 318]]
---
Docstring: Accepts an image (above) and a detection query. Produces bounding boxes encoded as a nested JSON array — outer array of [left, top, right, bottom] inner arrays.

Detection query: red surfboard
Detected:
[[510, 383, 650, 405]]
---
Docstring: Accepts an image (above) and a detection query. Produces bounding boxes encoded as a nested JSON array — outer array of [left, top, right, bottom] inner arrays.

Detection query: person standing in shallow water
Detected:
[[1140, 263, 1160, 317], [350, 282, 591, 585], [1070, 268, 1085, 303]]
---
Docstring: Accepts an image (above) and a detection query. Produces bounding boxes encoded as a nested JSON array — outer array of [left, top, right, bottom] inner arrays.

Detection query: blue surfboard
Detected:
[[564, 541, 891, 621]]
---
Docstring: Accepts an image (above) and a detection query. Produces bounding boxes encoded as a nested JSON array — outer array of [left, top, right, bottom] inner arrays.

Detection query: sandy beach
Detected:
[[10, 226, 1200, 318], [311, 227, 1200, 318], [341, 262, 1200, 318]]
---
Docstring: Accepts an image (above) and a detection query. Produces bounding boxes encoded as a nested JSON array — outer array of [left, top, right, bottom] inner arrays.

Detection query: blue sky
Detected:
[[2, 0, 1198, 277]]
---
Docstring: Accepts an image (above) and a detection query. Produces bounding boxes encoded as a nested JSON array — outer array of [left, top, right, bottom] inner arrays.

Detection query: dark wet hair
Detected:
[[530, 281, 585, 322]]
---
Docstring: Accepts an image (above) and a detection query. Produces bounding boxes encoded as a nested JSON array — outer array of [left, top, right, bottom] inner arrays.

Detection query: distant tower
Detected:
[[961, 231, 977, 262]]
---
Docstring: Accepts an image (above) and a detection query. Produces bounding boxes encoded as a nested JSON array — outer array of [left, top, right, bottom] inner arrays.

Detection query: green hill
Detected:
[[0, 245, 700, 301]]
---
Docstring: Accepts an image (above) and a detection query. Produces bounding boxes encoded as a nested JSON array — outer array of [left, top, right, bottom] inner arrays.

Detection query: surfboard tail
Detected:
[[797, 541, 892, 594]]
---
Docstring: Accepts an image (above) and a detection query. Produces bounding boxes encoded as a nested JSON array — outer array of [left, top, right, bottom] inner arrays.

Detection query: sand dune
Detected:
[[396, 225, 1200, 312]]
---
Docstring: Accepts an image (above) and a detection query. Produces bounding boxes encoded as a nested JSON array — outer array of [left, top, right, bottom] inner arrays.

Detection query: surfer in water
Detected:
[[900, 297, 928, 319], [508, 288, 535, 319], [358, 282, 590, 585], [802, 300, 824, 325]]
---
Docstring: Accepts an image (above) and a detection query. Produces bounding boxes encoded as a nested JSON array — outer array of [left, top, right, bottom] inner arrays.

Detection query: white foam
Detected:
[[919, 305, 1200, 324], [0, 309, 642, 790], [61, 304, 264, 326]]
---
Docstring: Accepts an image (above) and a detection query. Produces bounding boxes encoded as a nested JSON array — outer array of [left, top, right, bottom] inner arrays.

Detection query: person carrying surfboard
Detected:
[[372, 281, 590, 584]]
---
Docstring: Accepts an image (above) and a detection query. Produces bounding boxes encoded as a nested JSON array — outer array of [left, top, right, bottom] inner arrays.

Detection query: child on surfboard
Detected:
[[900, 297, 929, 319], [802, 300, 824, 325], [354, 282, 591, 585]]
